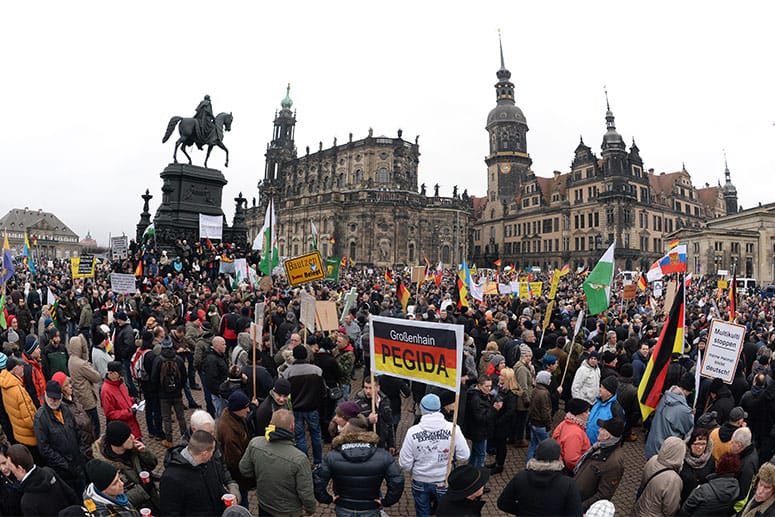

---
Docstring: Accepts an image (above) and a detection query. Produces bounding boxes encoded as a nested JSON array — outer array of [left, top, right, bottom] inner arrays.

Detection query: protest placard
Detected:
[[700, 319, 746, 383], [110, 273, 137, 295]]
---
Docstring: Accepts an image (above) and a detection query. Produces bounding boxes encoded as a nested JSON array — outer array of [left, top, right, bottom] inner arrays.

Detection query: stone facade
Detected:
[[246, 88, 472, 267], [0, 207, 80, 258], [471, 42, 735, 271]]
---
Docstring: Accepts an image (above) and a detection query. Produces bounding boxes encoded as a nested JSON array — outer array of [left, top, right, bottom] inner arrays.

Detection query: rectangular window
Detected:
[[589, 236, 594, 250], [588, 213, 593, 227], [543, 219, 552, 234], [504, 242, 512, 254], [675, 201, 681, 212], [574, 237, 579, 251], [574, 215, 579, 229], [594, 212, 599, 227], [554, 217, 559, 232], [580, 215, 585, 229]]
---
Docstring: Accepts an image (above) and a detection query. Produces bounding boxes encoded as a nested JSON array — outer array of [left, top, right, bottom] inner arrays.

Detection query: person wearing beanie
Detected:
[[738, 462, 775, 517], [486, 354, 505, 383], [586, 375, 624, 444], [92, 421, 160, 513], [513, 344, 535, 448], [633, 436, 686, 517], [572, 350, 601, 406], [400, 393, 470, 516], [706, 376, 735, 426], [21, 335, 46, 407], [552, 398, 592, 473], [215, 391, 252, 507], [101, 360, 142, 442], [573, 418, 625, 511], [328, 400, 362, 441], [249, 377, 293, 438], [497, 438, 583, 516], [644, 372, 695, 459], [681, 451, 740, 516], [113, 307, 139, 400], [615, 363, 640, 442], [150, 337, 188, 449], [527, 370, 554, 461], [0, 355, 38, 447]]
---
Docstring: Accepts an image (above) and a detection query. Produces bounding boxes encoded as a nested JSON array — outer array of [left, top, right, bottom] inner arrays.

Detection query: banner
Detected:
[[111, 236, 129, 260], [370, 315, 463, 391], [199, 213, 223, 240], [300, 292, 316, 332], [623, 284, 637, 300], [700, 320, 746, 383], [233, 258, 248, 284], [411, 266, 426, 284], [518, 281, 543, 299], [325, 257, 341, 281], [71, 255, 96, 279], [218, 260, 236, 275], [110, 273, 137, 295]]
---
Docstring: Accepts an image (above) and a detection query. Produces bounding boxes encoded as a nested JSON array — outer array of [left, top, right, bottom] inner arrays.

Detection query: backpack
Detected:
[[160, 358, 182, 393], [130, 348, 150, 382]]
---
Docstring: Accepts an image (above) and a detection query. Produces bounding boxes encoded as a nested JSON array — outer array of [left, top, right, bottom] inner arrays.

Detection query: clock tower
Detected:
[[485, 35, 532, 204]]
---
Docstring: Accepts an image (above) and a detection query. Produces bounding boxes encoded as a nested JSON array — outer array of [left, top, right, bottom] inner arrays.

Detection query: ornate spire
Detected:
[[281, 83, 293, 110], [723, 150, 731, 183], [601, 87, 625, 152], [604, 86, 616, 131], [496, 29, 512, 84]]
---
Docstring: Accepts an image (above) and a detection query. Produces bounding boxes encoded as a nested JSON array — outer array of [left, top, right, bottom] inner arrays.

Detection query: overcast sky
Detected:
[[2, 1, 773, 246]]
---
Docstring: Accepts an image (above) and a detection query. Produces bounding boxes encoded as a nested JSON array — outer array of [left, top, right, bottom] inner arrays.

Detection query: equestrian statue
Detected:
[[162, 95, 233, 168]]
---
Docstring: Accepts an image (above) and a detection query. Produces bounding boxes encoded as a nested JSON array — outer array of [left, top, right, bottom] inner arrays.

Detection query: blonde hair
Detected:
[[485, 341, 499, 352], [499, 367, 518, 392]]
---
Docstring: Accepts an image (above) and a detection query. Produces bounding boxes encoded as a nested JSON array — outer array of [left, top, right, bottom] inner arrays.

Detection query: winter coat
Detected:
[[22, 355, 46, 406], [281, 361, 324, 412], [679, 446, 716, 502], [497, 457, 583, 516], [399, 412, 470, 483], [215, 409, 253, 491], [633, 437, 685, 517], [239, 426, 316, 516], [513, 360, 534, 411], [680, 472, 738, 516], [572, 359, 601, 405], [19, 465, 80, 517], [352, 389, 395, 449], [574, 442, 625, 510], [92, 436, 160, 512], [737, 444, 760, 510], [528, 383, 553, 428], [552, 415, 592, 472], [150, 347, 185, 400], [67, 337, 101, 410], [632, 351, 648, 385], [464, 387, 496, 441], [202, 347, 228, 396], [0, 369, 37, 445], [314, 430, 404, 511], [493, 388, 518, 439], [586, 394, 625, 444], [33, 402, 85, 481], [707, 385, 735, 425], [82, 482, 141, 517], [644, 388, 694, 458], [160, 445, 230, 517], [437, 496, 486, 516], [617, 375, 641, 434], [249, 392, 292, 438], [101, 377, 142, 438], [334, 345, 355, 385], [0, 473, 22, 517], [41, 341, 69, 379], [114, 322, 137, 361]]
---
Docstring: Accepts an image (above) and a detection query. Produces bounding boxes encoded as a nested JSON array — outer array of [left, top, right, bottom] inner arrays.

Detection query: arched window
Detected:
[[441, 245, 450, 264], [377, 167, 389, 183], [354, 169, 362, 183], [408, 243, 415, 264], [349, 241, 357, 261]]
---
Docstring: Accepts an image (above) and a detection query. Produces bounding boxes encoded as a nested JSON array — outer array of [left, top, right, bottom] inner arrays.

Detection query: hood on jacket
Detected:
[[237, 332, 251, 350], [657, 436, 686, 470], [332, 431, 379, 463], [20, 466, 58, 493], [662, 389, 688, 407], [83, 482, 129, 508], [160, 347, 177, 360], [524, 458, 565, 488], [718, 422, 738, 443], [164, 445, 198, 470]]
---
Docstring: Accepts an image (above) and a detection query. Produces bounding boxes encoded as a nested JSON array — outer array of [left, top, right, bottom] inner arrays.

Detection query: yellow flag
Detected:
[[549, 270, 561, 299], [2, 234, 9, 251], [543, 300, 555, 330]]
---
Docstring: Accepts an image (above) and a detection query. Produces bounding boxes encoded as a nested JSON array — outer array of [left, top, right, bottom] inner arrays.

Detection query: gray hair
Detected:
[[732, 427, 752, 448], [190, 409, 215, 432], [497, 320, 507, 332]]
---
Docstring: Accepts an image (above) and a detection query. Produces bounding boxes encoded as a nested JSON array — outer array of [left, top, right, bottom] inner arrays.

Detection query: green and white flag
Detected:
[[142, 223, 155, 239], [310, 220, 319, 251], [583, 241, 616, 316], [257, 200, 279, 275]]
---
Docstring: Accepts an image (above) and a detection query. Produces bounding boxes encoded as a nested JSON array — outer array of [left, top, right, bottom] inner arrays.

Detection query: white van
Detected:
[[735, 278, 757, 293]]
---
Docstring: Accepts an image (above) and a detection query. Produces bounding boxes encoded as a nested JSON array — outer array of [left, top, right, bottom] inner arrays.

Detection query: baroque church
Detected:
[[245, 86, 473, 268], [470, 41, 737, 271]]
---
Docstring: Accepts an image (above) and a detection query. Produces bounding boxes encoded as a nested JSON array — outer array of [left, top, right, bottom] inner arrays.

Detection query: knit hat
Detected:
[[107, 361, 123, 374], [116, 311, 128, 322], [619, 363, 634, 378], [44, 318, 53, 328], [273, 378, 291, 396], [534, 438, 561, 462], [519, 344, 532, 358], [709, 377, 724, 394], [105, 421, 132, 447], [0, 353, 7, 370], [536, 370, 552, 386], [292, 345, 307, 360], [45, 380, 62, 400], [588, 351, 600, 359], [678, 371, 695, 392], [336, 401, 361, 420], [228, 391, 250, 412], [24, 336, 39, 356], [696, 410, 718, 428], [86, 459, 119, 492], [227, 365, 243, 382], [597, 417, 625, 438], [52, 371, 67, 388], [161, 336, 173, 349], [601, 375, 618, 394], [586, 500, 616, 517], [420, 394, 441, 414], [490, 354, 505, 368], [5, 355, 24, 371], [602, 351, 617, 364], [5, 329, 18, 344], [758, 463, 775, 486], [729, 406, 748, 422], [566, 398, 590, 416], [542, 354, 557, 367]]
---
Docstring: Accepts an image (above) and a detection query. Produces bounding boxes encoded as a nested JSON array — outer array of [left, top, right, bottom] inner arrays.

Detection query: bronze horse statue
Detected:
[[162, 112, 233, 168]]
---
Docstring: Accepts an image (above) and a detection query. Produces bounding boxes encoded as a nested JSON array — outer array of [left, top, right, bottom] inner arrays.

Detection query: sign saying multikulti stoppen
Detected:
[[369, 315, 463, 391], [700, 319, 746, 384]]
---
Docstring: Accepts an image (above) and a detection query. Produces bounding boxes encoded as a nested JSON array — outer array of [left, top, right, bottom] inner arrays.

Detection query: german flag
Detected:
[[638, 281, 685, 420], [455, 272, 468, 310], [729, 273, 737, 322], [559, 264, 571, 276], [668, 238, 680, 250], [134, 260, 143, 277], [493, 259, 502, 268], [385, 268, 393, 284], [637, 274, 648, 291], [397, 279, 410, 312]]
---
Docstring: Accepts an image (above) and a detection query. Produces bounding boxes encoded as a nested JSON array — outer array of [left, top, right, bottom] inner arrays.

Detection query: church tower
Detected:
[[484, 34, 532, 204], [722, 153, 738, 215], [264, 84, 297, 188]]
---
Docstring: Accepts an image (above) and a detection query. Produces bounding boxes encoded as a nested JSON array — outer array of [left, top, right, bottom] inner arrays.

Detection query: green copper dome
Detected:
[[281, 83, 293, 109]]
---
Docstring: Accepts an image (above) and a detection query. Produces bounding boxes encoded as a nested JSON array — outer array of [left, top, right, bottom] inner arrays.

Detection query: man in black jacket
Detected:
[[7, 443, 80, 517], [249, 378, 292, 438], [152, 339, 188, 448], [464, 375, 499, 468], [202, 337, 229, 417], [114, 312, 138, 398], [352, 375, 395, 453], [33, 380, 85, 493], [282, 345, 324, 465], [314, 415, 404, 514]]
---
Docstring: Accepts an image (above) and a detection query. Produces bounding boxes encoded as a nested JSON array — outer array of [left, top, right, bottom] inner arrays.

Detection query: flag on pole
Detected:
[[582, 242, 616, 315], [559, 264, 571, 276], [134, 260, 143, 277], [657, 244, 687, 274], [638, 281, 685, 420], [397, 278, 410, 312], [142, 223, 155, 239], [493, 259, 502, 268], [1, 234, 13, 285], [667, 238, 680, 250], [637, 273, 648, 291], [456, 270, 469, 309], [23, 233, 35, 275], [384, 269, 393, 284], [310, 220, 319, 250], [434, 262, 443, 287], [258, 200, 279, 275], [729, 273, 737, 322]]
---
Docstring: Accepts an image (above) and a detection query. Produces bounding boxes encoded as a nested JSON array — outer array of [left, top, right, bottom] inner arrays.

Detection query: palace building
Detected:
[[471, 41, 736, 271], [0, 207, 81, 258]]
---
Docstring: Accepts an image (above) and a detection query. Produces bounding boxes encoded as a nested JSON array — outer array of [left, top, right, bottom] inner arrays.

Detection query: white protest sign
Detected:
[[111, 236, 129, 260], [300, 292, 316, 332], [700, 319, 746, 383], [199, 213, 223, 239], [110, 273, 138, 295]]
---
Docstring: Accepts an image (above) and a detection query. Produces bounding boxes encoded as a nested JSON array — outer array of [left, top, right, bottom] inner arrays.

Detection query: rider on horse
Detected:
[[194, 95, 215, 149]]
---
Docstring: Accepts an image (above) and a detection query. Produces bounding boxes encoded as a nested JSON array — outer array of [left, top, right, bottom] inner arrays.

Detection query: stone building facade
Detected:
[[0, 207, 81, 258], [471, 42, 735, 271], [245, 86, 472, 267]]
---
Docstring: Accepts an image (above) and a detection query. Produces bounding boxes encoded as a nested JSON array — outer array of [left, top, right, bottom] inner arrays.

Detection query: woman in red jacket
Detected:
[[100, 361, 142, 439]]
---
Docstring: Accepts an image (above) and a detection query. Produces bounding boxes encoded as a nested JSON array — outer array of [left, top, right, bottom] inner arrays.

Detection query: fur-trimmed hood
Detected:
[[526, 458, 564, 472], [332, 431, 380, 463], [524, 458, 566, 489], [332, 430, 380, 448]]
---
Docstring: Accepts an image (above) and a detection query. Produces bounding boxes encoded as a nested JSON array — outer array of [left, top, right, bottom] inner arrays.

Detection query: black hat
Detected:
[[107, 361, 123, 374], [292, 345, 307, 361], [601, 375, 618, 394], [602, 350, 617, 364], [6, 355, 24, 371], [116, 311, 128, 322], [534, 438, 561, 462], [678, 372, 696, 392], [86, 459, 118, 492], [273, 378, 291, 396], [597, 417, 625, 438], [445, 465, 490, 501], [105, 421, 132, 447], [709, 377, 724, 394], [24, 336, 39, 356], [228, 391, 250, 412], [619, 363, 634, 378], [566, 398, 590, 416], [729, 406, 748, 422], [45, 380, 62, 400]]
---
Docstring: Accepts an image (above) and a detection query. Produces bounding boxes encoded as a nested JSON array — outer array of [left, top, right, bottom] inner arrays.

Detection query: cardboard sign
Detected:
[[717, 280, 729, 289], [339, 287, 358, 322], [411, 266, 426, 284], [369, 315, 463, 390], [623, 285, 637, 300], [315, 300, 339, 331], [110, 273, 137, 295], [284, 251, 325, 286], [700, 319, 746, 383], [300, 292, 316, 332]]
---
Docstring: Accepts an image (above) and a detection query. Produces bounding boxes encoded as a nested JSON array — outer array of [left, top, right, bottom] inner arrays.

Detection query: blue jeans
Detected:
[[411, 479, 447, 517], [526, 424, 550, 461], [212, 395, 227, 418], [143, 392, 163, 437], [335, 508, 380, 517], [342, 383, 351, 401], [469, 439, 487, 467], [293, 410, 323, 464], [198, 370, 215, 416]]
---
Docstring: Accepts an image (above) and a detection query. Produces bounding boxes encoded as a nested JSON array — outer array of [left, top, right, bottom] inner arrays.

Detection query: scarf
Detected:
[[265, 424, 295, 442], [573, 436, 620, 475], [564, 412, 587, 428], [742, 495, 775, 517], [683, 439, 714, 469]]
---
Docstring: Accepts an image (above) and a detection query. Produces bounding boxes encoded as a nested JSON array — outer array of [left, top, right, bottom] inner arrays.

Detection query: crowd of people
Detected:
[[1, 240, 775, 517]]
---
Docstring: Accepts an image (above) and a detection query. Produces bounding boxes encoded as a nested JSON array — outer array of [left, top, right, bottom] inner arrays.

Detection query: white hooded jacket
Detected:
[[399, 412, 470, 483]]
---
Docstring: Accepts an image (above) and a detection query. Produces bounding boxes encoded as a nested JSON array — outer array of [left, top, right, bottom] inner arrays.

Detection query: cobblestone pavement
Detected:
[[128, 372, 646, 516]]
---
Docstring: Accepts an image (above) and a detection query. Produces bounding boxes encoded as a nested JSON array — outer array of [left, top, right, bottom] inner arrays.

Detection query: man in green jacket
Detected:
[[239, 409, 316, 516]]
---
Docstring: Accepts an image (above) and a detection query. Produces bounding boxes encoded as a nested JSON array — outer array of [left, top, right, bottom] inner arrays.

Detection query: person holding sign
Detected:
[[399, 394, 470, 517]]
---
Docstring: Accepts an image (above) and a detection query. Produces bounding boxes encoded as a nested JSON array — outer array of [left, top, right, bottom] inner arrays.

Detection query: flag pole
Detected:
[[444, 390, 460, 484]]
